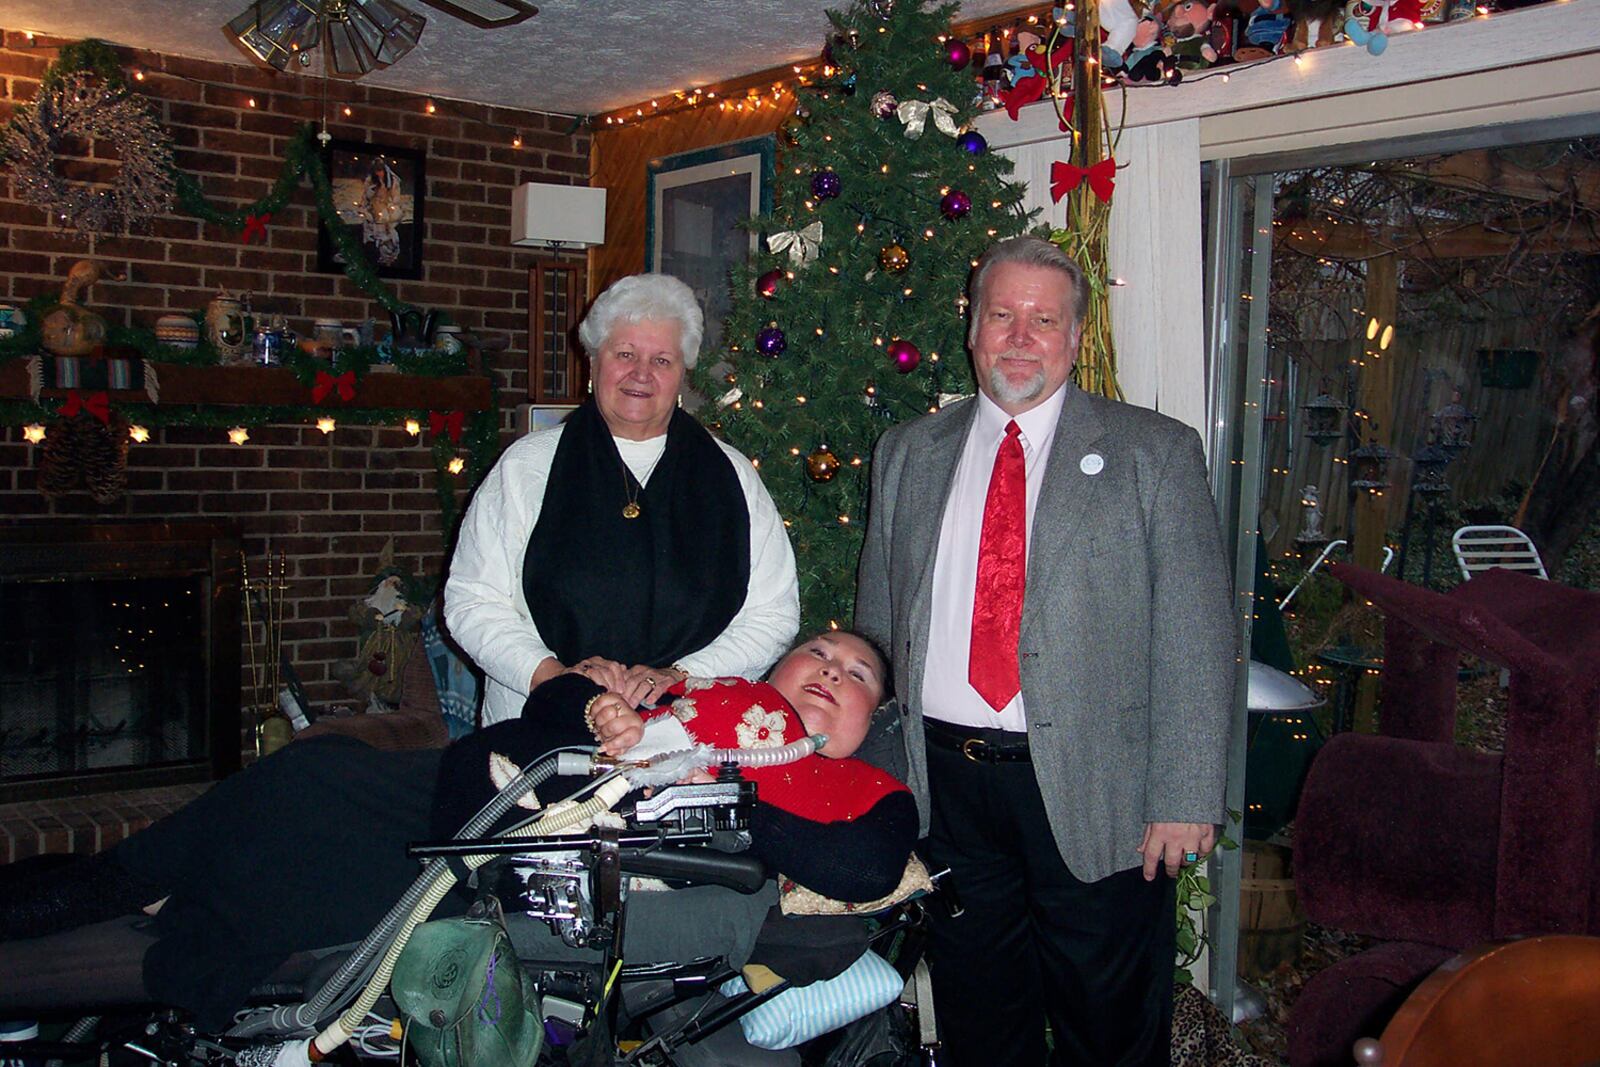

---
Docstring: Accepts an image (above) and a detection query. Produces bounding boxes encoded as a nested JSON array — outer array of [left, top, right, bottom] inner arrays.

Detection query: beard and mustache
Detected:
[[983, 349, 1050, 406]]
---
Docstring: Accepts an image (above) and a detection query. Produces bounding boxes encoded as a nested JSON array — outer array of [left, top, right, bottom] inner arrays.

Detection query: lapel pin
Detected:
[[1080, 452, 1105, 476]]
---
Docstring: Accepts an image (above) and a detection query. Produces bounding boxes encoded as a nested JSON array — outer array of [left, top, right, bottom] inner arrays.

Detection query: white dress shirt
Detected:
[[446, 423, 800, 725], [921, 384, 1069, 730]]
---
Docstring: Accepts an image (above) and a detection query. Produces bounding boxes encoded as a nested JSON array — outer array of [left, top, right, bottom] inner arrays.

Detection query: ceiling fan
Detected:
[[224, 0, 537, 79]]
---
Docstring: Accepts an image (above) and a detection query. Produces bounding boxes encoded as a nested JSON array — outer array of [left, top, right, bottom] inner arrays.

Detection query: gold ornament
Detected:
[[806, 447, 842, 482], [879, 243, 910, 273]]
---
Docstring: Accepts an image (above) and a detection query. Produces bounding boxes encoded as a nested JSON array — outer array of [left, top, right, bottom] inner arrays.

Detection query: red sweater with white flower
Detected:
[[645, 677, 916, 902], [433, 674, 917, 902]]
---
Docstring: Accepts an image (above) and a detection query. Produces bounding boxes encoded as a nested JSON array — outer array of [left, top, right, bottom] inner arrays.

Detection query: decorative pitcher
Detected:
[[388, 307, 438, 354], [206, 290, 249, 364]]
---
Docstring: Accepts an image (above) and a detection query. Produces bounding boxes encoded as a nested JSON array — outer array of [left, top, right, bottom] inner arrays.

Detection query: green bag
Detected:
[[391, 896, 544, 1067]]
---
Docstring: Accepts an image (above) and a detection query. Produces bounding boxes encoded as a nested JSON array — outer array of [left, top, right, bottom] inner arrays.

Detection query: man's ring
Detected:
[[645, 676, 656, 686], [1184, 851, 1199, 863]]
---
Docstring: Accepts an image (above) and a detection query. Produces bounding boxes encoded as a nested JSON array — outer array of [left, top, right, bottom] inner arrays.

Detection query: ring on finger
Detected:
[[1183, 851, 1199, 863]]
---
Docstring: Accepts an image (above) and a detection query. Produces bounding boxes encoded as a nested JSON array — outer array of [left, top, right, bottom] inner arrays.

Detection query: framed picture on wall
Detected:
[[316, 139, 426, 280], [646, 136, 775, 357]]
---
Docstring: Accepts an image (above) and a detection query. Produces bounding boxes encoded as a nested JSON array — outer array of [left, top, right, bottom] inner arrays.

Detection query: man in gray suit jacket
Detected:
[[855, 236, 1234, 1065]]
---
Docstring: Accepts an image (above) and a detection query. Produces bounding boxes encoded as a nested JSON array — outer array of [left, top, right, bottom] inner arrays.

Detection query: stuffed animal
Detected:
[[1209, 0, 1252, 62], [1163, 0, 1219, 66], [332, 567, 427, 707], [1344, 0, 1422, 53], [1287, 0, 1344, 48], [1121, 15, 1171, 81], [1236, 0, 1293, 58], [1100, 0, 1150, 68], [1005, 29, 1044, 85], [1362, 0, 1425, 31]]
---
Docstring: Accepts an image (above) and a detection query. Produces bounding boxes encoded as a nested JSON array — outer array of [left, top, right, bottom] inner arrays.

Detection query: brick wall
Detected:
[[0, 30, 591, 713]]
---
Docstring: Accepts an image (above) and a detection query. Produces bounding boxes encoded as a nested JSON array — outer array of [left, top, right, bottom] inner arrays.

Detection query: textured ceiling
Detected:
[[2, 0, 1024, 116]]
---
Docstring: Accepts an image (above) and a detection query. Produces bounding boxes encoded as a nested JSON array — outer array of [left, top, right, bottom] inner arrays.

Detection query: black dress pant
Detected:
[[923, 729, 1175, 1066]]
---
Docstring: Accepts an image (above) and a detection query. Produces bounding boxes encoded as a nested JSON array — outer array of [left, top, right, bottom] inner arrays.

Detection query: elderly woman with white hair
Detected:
[[446, 273, 799, 737]]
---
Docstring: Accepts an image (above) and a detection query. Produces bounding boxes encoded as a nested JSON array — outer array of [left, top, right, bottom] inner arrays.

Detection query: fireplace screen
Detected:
[[1, 575, 208, 787], [0, 523, 241, 803]]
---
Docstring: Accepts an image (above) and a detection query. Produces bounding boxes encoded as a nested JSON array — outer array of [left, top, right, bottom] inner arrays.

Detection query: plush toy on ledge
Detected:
[[332, 547, 429, 709]]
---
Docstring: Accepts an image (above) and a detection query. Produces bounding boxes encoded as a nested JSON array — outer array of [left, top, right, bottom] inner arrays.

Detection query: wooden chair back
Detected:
[[1361, 936, 1600, 1066]]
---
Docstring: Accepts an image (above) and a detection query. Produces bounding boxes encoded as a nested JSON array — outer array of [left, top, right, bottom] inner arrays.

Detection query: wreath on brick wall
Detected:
[[0, 48, 175, 234]]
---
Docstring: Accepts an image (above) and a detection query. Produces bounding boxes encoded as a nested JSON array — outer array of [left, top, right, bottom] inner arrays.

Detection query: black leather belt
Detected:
[[924, 719, 1031, 763]]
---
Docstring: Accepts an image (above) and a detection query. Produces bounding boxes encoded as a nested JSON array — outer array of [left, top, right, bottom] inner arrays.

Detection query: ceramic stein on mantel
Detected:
[[206, 290, 249, 364]]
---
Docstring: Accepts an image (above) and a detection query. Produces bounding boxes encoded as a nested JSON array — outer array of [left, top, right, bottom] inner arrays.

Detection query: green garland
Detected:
[[22, 42, 414, 315], [3, 43, 504, 545], [173, 125, 413, 315], [41, 39, 126, 94], [3, 305, 498, 548], [3, 386, 499, 549]]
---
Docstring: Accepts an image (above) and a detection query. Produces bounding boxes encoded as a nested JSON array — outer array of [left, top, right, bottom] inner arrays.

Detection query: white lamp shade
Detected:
[[511, 182, 606, 248]]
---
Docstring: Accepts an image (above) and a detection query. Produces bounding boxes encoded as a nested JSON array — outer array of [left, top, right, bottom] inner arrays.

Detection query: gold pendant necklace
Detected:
[[620, 461, 642, 519], [618, 442, 662, 520]]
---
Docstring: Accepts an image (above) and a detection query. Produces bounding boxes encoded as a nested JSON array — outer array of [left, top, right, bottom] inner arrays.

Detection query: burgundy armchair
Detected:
[[1286, 565, 1600, 1066]]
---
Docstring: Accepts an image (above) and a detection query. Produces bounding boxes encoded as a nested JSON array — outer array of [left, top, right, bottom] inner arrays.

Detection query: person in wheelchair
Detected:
[[0, 631, 919, 1061], [429, 628, 923, 1066], [435, 628, 917, 907]]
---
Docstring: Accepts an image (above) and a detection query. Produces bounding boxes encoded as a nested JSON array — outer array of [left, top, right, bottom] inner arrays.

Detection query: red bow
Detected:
[[59, 389, 111, 424], [240, 213, 272, 244], [312, 370, 357, 404], [430, 410, 465, 444], [1050, 157, 1117, 204], [1000, 76, 1047, 121]]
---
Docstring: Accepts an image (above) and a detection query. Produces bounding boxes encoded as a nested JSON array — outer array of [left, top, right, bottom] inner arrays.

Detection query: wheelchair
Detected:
[[0, 738, 950, 1067]]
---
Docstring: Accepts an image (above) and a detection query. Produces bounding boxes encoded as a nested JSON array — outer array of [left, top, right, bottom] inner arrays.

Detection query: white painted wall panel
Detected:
[[995, 123, 1207, 433]]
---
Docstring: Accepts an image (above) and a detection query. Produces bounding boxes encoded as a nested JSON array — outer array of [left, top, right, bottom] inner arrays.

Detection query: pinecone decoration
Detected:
[[82, 414, 130, 505], [38, 414, 129, 504], [38, 416, 87, 499]]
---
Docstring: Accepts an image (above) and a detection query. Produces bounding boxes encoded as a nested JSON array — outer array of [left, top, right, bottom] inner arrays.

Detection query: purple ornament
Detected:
[[871, 91, 898, 119], [811, 170, 842, 201], [757, 326, 788, 357], [946, 38, 972, 70], [957, 130, 988, 155], [888, 338, 921, 374], [940, 190, 972, 220]]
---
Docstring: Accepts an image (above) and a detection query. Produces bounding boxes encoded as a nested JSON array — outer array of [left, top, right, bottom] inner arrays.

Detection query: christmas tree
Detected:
[[693, 0, 1034, 632]]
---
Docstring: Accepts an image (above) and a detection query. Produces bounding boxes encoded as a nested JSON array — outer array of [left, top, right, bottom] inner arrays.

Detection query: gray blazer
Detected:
[[855, 384, 1235, 883]]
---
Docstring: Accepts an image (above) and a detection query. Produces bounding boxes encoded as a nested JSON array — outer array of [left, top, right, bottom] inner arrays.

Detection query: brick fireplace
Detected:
[[0, 30, 591, 851]]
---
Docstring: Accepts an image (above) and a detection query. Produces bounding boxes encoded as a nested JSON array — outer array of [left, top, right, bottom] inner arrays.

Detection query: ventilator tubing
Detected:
[[235, 752, 567, 1038], [705, 733, 826, 766], [310, 776, 633, 1059]]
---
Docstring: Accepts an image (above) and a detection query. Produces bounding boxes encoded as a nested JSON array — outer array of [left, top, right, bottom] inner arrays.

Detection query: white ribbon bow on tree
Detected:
[[767, 220, 824, 267], [896, 97, 959, 140]]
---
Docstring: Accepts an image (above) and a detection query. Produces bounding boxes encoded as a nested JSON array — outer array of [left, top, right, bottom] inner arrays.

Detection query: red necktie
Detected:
[[969, 421, 1026, 711]]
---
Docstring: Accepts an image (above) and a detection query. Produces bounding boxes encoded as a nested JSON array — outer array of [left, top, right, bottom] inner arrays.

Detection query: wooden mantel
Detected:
[[0, 360, 494, 412]]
